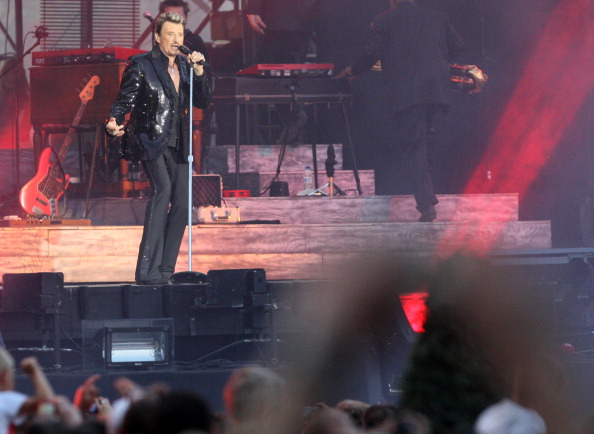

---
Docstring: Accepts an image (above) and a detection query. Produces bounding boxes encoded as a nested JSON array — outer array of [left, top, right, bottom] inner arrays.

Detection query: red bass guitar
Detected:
[[20, 75, 100, 216]]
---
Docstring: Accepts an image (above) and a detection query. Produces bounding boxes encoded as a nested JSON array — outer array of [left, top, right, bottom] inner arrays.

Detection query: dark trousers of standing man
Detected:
[[136, 146, 189, 283], [394, 103, 441, 215]]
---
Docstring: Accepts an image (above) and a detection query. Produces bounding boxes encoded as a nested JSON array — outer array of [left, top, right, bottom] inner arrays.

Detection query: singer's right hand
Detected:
[[246, 14, 267, 35], [189, 51, 206, 76], [106, 118, 124, 137], [179, 47, 206, 76]]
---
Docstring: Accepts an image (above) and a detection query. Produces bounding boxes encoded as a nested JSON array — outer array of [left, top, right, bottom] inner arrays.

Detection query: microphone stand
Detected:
[[187, 64, 195, 271], [171, 58, 207, 284], [306, 144, 346, 197]]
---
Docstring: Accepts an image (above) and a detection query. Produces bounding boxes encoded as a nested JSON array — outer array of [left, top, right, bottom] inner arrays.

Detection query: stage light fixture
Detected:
[[82, 318, 174, 371], [105, 326, 171, 366]]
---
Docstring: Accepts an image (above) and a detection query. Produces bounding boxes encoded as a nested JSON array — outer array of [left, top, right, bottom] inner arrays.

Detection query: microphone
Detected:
[[34, 25, 49, 39], [178, 45, 209, 67], [143, 11, 155, 24]]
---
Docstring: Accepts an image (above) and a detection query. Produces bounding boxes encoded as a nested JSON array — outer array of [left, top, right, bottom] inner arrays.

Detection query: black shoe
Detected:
[[418, 208, 437, 222], [136, 278, 170, 285]]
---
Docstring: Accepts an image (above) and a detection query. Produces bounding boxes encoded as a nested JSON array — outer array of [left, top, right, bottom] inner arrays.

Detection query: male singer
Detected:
[[106, 12, 210, 285], [159, 0, 211, 173]]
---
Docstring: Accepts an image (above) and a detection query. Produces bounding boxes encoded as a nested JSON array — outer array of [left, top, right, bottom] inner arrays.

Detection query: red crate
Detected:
[[223, 190, 250, 198]]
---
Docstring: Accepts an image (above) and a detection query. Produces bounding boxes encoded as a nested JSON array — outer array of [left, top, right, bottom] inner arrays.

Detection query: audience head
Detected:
[[363, 405, 431, 434], [155, 390, 214, 434], [363, 404, 400, 432], [335, 399, 369, 428], [0, 348, 15, 390], [474, 399, 546, 434], [120, 396, 159, 434], [223, 365, 287, 428], [399, 253, 572, 432], [301, 406, 360, 434]]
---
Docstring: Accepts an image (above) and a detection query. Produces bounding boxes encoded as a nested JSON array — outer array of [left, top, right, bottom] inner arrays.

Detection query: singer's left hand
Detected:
[[188, 51, 205, 76]]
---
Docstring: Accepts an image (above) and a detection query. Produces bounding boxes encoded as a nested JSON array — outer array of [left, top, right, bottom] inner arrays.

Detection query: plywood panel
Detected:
[[183, 225, 308, 254], [62, 193, 520, 226], [0, 228, 50, 257], [48, 227, 142, 257], [0, 219, 551, 283], [303, 221, 552, 252], [0, 219, 551, 259], [52, 255, 138, 283], [226, 193, 519, 224], [0, 257, 55, 276]]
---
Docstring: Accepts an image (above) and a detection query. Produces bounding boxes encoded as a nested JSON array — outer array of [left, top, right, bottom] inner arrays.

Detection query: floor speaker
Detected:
[[206, 269, 267, 307], [1, 272, 64, 313]]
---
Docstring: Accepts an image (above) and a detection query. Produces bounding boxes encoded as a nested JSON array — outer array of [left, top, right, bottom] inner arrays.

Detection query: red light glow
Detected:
[[439, 0, 594, 254]]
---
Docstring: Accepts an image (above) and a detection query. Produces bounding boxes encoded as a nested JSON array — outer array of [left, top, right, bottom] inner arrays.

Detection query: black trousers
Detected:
[[135, 147, 189, 282], [394, 104, 441, 213]]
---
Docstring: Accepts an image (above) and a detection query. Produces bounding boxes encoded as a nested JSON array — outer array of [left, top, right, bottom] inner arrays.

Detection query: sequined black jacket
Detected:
[[109, 45, 211, 161]]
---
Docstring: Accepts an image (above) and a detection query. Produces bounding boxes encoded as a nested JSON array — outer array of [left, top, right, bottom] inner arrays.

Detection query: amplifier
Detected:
[[205, 268, 267, 306], [30, 63, 127, 124], [2, 272, 64, 313], [32, 47, 144, 66]]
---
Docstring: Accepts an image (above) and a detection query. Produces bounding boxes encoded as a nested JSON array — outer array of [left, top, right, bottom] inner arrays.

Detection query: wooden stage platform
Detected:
[[0, 193, 551, 283], [3, 192, 594, 422]]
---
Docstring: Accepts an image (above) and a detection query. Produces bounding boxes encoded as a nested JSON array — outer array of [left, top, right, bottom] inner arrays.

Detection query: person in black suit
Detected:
[[245, 0, 317, 63], [159, 0, 211, 174], [340, 0, 464, 221], [106, 12, 211, 285]]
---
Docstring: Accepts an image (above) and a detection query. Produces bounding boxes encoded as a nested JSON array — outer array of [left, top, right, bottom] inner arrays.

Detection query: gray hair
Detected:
[[155, 11, 186, 35]]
